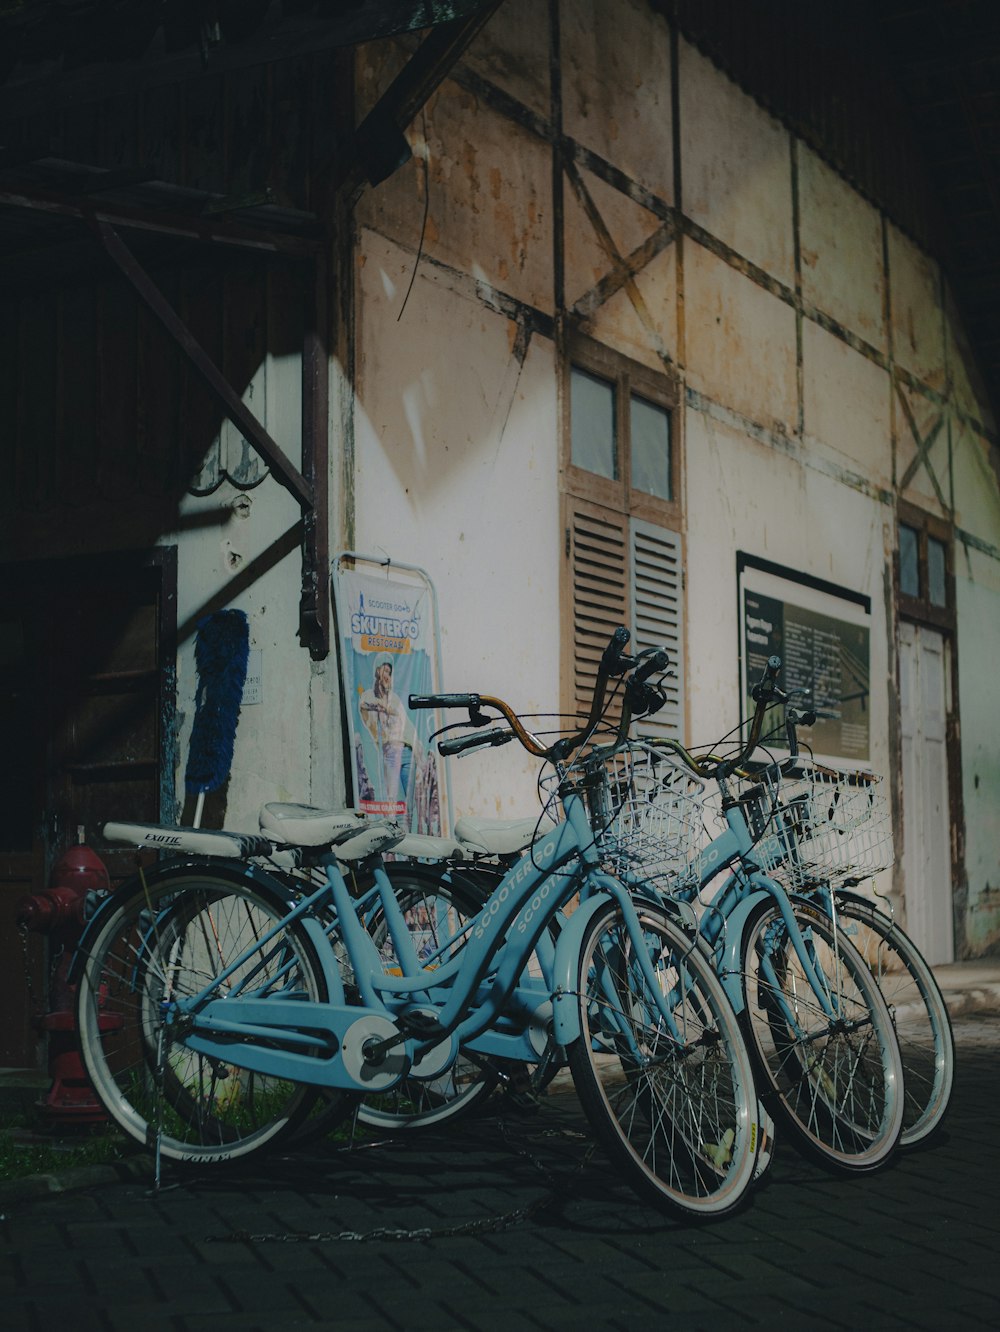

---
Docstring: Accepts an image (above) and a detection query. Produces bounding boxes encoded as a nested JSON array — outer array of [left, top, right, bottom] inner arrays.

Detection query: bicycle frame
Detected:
[[161, 786, 689, 1093], [657, 781, 852, 1025]]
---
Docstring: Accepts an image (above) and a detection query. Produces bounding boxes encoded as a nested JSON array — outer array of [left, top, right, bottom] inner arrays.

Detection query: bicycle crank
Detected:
[[340, 1015, 411, 1091]]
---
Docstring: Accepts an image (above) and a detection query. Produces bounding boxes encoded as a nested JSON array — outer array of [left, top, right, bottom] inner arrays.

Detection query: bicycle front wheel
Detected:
[[568, 899, 761, 1219], [832, 893, 954, 1148], [741, 898, 904, 1172], [76, 867, 338, 1165]]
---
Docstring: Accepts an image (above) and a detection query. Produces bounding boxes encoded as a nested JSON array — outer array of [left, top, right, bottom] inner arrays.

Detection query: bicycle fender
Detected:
[[66, 855, 303, 987], [831, 887, 880, 912], [299, 915, 346, 1005], [717, 888, 773, 1013], [550, 891, 613, 1046]]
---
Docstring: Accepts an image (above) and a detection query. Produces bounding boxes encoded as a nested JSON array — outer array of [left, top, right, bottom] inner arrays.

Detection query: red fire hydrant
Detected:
[[16, 842, 114, 1127]]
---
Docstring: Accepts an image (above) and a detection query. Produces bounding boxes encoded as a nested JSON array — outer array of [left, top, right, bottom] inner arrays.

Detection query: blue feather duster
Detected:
[[185, 610, 250, 795]]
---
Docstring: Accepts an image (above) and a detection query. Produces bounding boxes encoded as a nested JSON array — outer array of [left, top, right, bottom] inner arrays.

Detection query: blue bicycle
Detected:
[[432, 656, 907, 1173], [595, 663, 907, 1172], [73, 631, 765, 1218]]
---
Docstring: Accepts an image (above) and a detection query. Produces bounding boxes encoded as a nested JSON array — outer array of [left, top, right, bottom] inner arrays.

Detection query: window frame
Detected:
[[560, 334, 685, 738], [896, 501, 954, 632], [562, 333, 682, 530]]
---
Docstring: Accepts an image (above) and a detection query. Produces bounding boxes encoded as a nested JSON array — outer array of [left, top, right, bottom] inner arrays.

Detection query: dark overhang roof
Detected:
[[2, 1, 998, 426]]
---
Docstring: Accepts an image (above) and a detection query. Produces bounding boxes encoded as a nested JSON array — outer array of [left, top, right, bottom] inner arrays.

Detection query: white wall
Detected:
[[341, 2, 1000, 952], [162, 321, 348, 834], [353, 229, 561, 821]]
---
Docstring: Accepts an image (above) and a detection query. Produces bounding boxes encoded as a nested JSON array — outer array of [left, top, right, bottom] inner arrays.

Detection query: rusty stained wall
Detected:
[[349, 0, 1000, 953]]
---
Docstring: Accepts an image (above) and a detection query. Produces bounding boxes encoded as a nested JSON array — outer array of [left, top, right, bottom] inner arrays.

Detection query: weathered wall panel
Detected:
[[888, 223, 946, 393], [798, 145, 886, 352], [583, 246, 679, 375], [956, 561, 1000, 952], [802, 320, 892, 484], [680, 43, 793, 286], [684, 240, 798, 432], [561, 0, 674, 207], [358, 42, 553, 318], [464, 0, 551, 119], [953, 428, 1000, 546], [354, 227, 560, 817]]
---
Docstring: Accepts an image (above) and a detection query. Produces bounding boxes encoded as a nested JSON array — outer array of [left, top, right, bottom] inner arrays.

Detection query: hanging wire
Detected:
[[397, 111, 430, 323]]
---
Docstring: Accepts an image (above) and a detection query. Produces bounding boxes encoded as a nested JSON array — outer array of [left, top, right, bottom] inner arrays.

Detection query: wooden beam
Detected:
[[335, 1, 506, 203], [96, 219, 314, 513]]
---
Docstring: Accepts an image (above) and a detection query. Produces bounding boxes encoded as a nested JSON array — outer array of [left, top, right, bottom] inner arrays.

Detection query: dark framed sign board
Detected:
[[738, 553, 872, 767]]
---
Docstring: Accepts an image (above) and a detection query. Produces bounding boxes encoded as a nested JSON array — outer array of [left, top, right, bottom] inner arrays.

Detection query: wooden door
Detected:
[[899, 621, 954, 964]]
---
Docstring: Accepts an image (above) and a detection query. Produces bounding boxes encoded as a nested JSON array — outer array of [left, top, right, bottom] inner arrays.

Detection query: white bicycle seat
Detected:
[[453, 815, 554, 857], [101, 821, 273, 859], [259, 803, 405, 858]]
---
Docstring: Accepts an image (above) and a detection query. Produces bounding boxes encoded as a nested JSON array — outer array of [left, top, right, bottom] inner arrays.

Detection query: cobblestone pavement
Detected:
[[3, 1012, 999, 1332]]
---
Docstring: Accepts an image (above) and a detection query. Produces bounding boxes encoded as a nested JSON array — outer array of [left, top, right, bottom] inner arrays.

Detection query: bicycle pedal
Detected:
[[500, 1064, 546, 1113], [398, 1009, 446, 1040]]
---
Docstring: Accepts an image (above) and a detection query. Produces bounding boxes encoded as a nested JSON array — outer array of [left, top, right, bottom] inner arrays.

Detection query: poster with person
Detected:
[[334, 561, 447, 835]]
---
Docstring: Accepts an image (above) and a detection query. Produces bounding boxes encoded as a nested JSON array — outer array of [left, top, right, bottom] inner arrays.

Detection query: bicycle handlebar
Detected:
[[643, 654, 797, 782], [408, 626, 671, 764], [437, 728, 514, 757], [410, 641, 807, 781], [410, 692, 482, 710]]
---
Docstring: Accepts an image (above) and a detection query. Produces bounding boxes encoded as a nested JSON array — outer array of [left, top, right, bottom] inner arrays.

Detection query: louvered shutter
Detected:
[[568, 498, 629, 727], [630, 519, 684, 740]]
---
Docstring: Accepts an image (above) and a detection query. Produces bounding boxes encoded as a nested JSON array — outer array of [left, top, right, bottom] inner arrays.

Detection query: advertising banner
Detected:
[[334, 558, 447, 835]]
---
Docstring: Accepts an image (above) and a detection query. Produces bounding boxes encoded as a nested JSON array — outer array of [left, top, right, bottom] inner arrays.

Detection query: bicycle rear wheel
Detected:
[[568, 899, 761, 1219], [76, 867, 339, 1165], [741, 898, 904, 1172], [832, 893, 954, 1148]]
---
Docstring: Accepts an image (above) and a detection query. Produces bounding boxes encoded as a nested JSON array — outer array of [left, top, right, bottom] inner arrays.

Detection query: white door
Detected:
[[899, 622, 954, 964]]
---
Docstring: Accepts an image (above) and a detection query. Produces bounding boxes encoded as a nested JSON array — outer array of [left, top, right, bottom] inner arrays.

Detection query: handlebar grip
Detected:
[[601, 626, 632, 676], [632, 647, 670, 685], [438, 729, 513, 756], [751, 655, 783, 701], [409, 693, 482, 709]]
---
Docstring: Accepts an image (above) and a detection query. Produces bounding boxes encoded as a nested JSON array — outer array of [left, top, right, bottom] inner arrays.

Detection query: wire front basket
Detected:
[[563, 740, 706, 891], [748, 761, 894, 889]]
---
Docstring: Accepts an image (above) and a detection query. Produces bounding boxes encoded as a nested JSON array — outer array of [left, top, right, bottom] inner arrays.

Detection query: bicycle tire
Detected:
[[76, 866, 342, 1165], [831, 893, 954, 1148], [568, 898, 761, 1219], [740, 897, 904, 1172]]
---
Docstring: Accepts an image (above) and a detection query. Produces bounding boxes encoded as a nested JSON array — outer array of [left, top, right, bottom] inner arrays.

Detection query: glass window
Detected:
[[631, 393, 672, 501], [928, 537, 947, 606], [899, 524, 920, 599], [570, 366, 616, 480]]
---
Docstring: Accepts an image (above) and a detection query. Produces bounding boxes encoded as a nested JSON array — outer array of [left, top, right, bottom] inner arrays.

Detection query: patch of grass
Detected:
[[0, 1111, 132, 1183]]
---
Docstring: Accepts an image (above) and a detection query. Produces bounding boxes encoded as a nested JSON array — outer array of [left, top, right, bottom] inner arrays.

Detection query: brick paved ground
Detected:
[[3, 1012, 999, 1332]]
